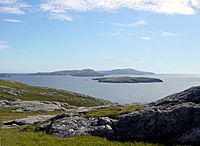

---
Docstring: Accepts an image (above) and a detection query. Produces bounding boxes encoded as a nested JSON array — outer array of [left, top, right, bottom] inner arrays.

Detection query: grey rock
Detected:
[[3, 115, 56, 127], [48, 115, 91, 137], [35, 122, 52, 131], [114, 86, 200, 145], [177, 127, 200, 144], [91, 125, 114, 138], [4, 89, 22, 96], [36, 114, 114, 138], [0, 100, 71, 112], [97, 117, 112, 126]]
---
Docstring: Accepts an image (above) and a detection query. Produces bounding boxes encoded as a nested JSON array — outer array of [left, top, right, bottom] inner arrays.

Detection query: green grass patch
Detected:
[[0, 79, 110, 107], [84, 105, 142, 119], [0, 127, 164, 146]]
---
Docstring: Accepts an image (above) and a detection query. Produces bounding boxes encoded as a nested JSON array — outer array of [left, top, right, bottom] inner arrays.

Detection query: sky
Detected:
[[0, 0, 200, 74]]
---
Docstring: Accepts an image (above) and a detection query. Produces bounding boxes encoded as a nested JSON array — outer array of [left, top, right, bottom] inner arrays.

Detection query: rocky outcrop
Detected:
[[0, 100, 74, 112], [32, 86, 200, 145], [114, 86, 200, 144], [177, 127, 200, 145], [3, 115, 56, 128], [2, 84, 200, 145], [36, 113, 114, 138]]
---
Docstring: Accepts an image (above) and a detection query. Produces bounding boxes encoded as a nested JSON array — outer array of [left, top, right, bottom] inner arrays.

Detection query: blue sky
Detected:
[[0, 0, 200, 74]]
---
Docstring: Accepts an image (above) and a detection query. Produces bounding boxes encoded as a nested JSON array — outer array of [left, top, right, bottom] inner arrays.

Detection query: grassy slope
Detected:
[[0, 127, 163, 146], [85, 105, 142, 118], [0, 79, 110, 107]]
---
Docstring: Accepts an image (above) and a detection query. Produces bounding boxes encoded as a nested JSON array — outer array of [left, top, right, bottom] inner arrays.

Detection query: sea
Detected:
[[1, 74, 200, 104]]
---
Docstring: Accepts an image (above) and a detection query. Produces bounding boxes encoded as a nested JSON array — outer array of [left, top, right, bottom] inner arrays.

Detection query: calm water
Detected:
[[1, 74, 200, 104]]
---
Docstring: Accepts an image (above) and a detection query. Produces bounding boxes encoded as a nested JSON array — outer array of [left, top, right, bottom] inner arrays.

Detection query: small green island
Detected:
[[93, 77, 163, 83]]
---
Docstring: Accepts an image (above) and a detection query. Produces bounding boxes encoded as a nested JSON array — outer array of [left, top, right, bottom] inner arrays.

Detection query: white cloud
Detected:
[[98, 32, 120, 37], [0, 0, 17, 4], [141, 36, 152, 41], [40, 0, 200, 21], [0, 6, 24, 15], [3, 18, 22, 23], [98, 32, 131, 40], [161, 32, 177, 37], [49, 13, 73, 21], [0, 41, 10, 51], [114, 19, 147, 27], [0, 0, 29, 15], [191, 0, 200, 8]]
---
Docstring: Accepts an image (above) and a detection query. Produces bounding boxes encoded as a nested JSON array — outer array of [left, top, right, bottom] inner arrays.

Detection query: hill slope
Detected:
[[0, 79, 110, 107], [32, 69, 104, 77], [99, 69, 154, 75]]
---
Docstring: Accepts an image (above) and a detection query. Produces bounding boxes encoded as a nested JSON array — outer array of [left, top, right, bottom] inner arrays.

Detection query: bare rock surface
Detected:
[[115, 86, 200, 145], [36, 113, 114, 139], [0, 100, 73, 112], [2, 115, 56, 128]]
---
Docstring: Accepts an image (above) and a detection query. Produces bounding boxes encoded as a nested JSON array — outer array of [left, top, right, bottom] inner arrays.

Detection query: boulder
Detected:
[[114, 86, 200, 145], [36, 113, 114, 138], [177, 127, 200, 144]]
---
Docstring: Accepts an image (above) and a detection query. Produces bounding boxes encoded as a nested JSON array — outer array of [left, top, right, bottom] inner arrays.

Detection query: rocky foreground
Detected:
[[30, 85, 200, 145], [1, 79, 200, 145]]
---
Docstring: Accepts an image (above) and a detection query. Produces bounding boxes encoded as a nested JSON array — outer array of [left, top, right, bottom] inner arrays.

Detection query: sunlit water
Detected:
[[1, 74, 200, 104]]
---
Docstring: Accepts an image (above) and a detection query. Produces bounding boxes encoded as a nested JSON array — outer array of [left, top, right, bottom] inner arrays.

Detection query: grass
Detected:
[[0, 79, 110, 107], [0, 105, 161, 146], [84, 105, 142, 118], [0, 127, 164, 146]]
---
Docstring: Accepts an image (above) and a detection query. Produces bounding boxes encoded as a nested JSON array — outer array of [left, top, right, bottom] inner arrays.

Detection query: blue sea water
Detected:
[[1, 74, 200, 104]]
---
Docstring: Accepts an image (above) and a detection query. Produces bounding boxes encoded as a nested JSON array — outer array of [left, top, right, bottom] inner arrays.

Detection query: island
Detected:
[[93, 77, 163, 83]]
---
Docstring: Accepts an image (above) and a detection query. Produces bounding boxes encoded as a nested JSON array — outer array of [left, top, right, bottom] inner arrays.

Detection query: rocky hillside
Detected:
[[1, 79, 200, 145]]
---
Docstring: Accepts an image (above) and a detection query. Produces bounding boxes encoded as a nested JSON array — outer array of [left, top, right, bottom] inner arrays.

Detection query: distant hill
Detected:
[[30, 68, 154, 77], [0, 69, 155, 77], [99, 69, 154, 75], [32, 69, 104, 77]]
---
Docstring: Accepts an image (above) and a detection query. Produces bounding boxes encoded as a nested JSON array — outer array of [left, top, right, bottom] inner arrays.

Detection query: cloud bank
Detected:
[[1, 0, 200, 21], [0, 0, 30, 15], [40, 0, 200, 21]]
